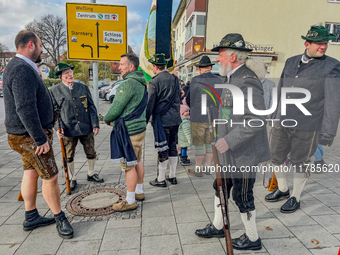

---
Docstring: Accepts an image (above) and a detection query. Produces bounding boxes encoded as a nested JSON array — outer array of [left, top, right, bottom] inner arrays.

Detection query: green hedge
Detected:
[[43, 79, 61, 87]]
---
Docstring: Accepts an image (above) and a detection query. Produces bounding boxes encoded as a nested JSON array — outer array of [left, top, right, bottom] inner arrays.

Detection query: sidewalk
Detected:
[[0, 99, 340, 255]]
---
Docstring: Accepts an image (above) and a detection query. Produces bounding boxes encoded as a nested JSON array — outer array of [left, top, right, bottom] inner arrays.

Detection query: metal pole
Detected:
[[91, 0, 99, 111]]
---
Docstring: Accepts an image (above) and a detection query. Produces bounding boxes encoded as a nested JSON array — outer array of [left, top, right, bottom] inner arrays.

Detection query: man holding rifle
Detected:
[[195, 33, 270, 251], [50, 62, 103, 191], [3, 30, 73, 238]]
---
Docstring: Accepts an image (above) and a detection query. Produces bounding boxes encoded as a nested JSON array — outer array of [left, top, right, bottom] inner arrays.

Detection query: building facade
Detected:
[[0, 52, 50, 70], [173, 0, 340, 82]]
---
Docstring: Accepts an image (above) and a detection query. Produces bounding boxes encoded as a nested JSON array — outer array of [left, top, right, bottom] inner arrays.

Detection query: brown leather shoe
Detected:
[[187, 168, 203, 177], [112, 200, 137, 212], [135, 193, 145, 201]]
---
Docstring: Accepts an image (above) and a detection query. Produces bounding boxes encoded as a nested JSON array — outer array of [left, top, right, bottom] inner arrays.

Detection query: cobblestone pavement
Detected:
[[0, 98, 340, 255]]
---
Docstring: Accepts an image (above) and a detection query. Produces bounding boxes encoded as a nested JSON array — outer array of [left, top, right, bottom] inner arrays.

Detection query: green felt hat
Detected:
[[301, 25, 337, 41], [54, 62, 74, 76], [211, 33, 252, 52], [148, 53, 167, 66], [195, 56, 215, 67]]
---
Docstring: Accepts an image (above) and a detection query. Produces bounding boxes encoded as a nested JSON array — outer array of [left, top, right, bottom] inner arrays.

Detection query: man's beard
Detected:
[[219, 62, 232, 77], [32, 48, 42, 63]]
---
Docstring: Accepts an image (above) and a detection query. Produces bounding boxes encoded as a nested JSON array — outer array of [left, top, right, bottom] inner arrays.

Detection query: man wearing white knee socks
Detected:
[[50, 63, 104, 191], [146, 54, 182, 187], [195, 33, 270, 251], [265, 25, 340, 213], [104, 53, 148, 211]]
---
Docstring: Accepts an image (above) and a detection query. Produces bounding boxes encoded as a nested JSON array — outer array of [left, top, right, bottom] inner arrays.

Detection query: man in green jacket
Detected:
[[104, 53, 147, 212]]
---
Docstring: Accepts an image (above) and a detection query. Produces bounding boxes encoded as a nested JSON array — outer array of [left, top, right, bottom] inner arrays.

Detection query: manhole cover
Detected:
[[81, 193, 119, 208], [66, 188, 126, 216]]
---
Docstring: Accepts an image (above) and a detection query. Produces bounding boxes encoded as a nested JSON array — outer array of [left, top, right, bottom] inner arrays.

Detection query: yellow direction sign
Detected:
[[66, 3, 127, 61]]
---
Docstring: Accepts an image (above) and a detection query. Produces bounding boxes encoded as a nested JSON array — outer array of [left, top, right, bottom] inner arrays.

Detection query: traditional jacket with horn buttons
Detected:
[[217, 65, 271, 169], [273, 54, 340, 135], [50, 82, 99, 137]]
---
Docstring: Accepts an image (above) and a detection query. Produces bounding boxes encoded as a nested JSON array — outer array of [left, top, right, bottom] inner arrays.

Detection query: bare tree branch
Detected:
[[0, 43, 9, 69], [25, 14, 66, 67]]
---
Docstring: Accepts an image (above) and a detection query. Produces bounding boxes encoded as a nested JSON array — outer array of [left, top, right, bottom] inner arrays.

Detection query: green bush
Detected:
[[74, 73, 88, 85], [43, 78, 61, 87]]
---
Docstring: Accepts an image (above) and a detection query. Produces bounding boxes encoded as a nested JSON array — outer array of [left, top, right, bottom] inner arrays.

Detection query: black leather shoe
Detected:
[[55, 212, 74, 239], [166, 176, 177, 185], [195, 223, 225, 238], [70, 180, 77, 191], [149, 178, 167, 187], [23, 210, 55, 231], [280, 196, 300, 213], [87, 174, 104, 183], [232, 233, 262, 250], [265, 188, 290, 202]]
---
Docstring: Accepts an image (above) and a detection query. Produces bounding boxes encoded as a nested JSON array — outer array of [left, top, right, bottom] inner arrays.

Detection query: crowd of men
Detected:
[[2, 24, 340, 251]]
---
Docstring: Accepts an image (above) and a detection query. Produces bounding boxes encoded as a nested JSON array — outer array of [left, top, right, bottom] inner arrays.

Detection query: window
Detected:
[[182, 43, 184, 56], [325, 22, 340, 44], [328, 0, 340, 3], [196, 15, 205, 36], [185, 14, 206, 42], [182, 68, 187, 82], [179, 23, 181, 36], [182, 17, 185, 31], [176, 29, 178, 40], [186, 18, 194, 42], [187, 66, 193, 82]]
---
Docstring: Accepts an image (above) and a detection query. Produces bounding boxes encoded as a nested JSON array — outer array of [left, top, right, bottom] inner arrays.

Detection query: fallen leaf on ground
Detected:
[[314, 246, 324, 249], [311, 239, 319, 245], [265, 226, 273, 231], [9, 244, 15, 248]]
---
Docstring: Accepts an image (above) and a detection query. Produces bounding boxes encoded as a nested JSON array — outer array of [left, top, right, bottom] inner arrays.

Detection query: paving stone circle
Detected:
[[47, 183, 142, 223], [66, 187, 126, 216]]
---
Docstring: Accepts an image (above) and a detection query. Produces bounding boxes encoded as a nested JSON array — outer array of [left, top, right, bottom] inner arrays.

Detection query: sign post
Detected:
[[65, 2, 127, 111]]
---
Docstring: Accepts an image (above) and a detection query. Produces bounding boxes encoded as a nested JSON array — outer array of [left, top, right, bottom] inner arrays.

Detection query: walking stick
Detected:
[[55, 98, 71, 195], [59, 122, 71, 195], [207, 108, 234, 255]]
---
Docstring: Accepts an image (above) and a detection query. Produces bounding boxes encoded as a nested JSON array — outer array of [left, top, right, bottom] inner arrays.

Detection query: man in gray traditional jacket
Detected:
[[50, 63, 103, 191], [265, 25, 340, 213], [195, 33, 270, 251]]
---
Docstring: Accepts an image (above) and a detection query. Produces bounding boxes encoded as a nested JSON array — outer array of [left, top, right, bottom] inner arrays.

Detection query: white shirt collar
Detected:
[[62, 81, 73, 90], [301, 51, 314, 64], [16, 54, 40, 74], [226, 64, 244, 82]]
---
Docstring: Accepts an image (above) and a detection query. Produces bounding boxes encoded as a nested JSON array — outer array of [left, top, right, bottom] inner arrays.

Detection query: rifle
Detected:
[[207, 108, 234, 255], [55, 98, 71, 195]]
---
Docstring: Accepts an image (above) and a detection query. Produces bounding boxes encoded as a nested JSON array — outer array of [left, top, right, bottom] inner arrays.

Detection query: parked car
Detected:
[[98, 81, 110, 89], [100, 80, 123, 100], [106, 80, 124, 103], [74, 79, 86, 85], [99, 82, 114, 99]]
